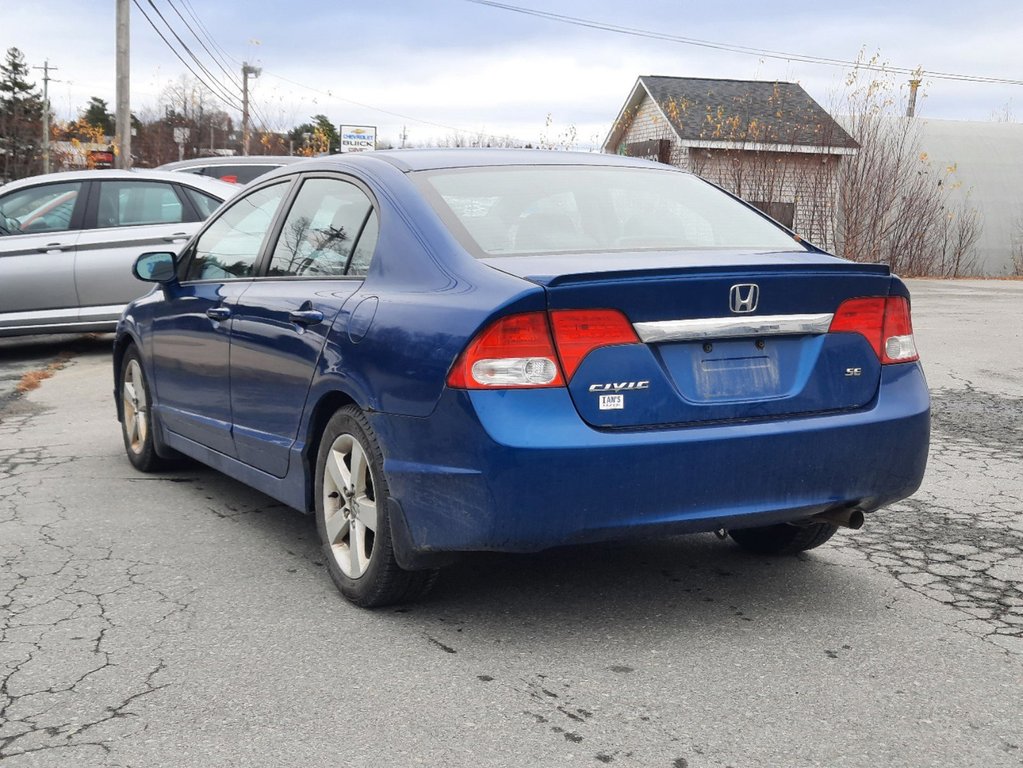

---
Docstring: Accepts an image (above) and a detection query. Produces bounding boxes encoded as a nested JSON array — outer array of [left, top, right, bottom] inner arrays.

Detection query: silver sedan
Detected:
[[0, 169, 238, 337]]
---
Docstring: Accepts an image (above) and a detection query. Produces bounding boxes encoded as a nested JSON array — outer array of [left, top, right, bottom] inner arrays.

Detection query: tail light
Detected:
[[549, 309, 639, 379], [447, 308, 641, 389], [447, 312, 564, 389], [829, 296, 919, 364]]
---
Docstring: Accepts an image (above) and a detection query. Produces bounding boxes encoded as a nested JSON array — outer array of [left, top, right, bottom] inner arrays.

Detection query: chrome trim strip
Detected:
[[634, 313, 834, 342], [75, 235, 174, 252], [0, 304, 126, 329], [78, 304, 127, 320]]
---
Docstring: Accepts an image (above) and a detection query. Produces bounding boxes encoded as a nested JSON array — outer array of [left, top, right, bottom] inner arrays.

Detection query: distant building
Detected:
[[905, 118, 1023, 275], [50, 141, 115, 170], [603, 76, 858, 248]]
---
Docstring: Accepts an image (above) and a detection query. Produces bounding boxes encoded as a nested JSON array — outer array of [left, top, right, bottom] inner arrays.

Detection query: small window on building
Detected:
[[625, 139, 671, 164], [749, 201, 795, 230]]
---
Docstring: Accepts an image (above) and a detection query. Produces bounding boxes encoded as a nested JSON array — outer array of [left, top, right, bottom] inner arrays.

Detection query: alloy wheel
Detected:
[[322, 433, 378, 578], [122, 359, 148, 455]]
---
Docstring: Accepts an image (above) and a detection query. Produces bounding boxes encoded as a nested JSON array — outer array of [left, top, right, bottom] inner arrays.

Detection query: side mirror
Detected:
[[133, 251, 177, 283]]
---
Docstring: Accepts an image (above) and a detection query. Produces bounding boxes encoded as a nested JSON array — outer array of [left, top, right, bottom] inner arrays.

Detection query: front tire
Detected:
[[315, 406, 438, 607], [729, 520, 838, 555], [120, 347, 169, 472]]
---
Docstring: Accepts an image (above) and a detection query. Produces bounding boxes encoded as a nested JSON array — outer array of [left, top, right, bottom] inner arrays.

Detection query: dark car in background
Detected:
[[157, 155, 305, 184], [114, 149, 930, 607], [0, 169, 238, 337]]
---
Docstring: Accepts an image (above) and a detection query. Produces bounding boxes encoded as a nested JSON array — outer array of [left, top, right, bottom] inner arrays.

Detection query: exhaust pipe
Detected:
[[812, 508, 865, 530]]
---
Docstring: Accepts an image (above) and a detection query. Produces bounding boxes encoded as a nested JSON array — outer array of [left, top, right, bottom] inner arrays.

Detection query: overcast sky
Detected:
[[6, 0, 1022, 149]]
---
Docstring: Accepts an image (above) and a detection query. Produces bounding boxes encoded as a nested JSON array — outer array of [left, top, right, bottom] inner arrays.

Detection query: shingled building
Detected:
[[603, 76, 858, 248]]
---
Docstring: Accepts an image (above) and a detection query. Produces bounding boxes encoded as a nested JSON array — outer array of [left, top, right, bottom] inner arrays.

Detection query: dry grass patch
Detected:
[[15, 352, 75, 393]]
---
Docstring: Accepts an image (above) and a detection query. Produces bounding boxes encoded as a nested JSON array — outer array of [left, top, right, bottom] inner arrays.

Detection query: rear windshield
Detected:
[[416, 165, 805, 256], [201, 165, 279, 184]]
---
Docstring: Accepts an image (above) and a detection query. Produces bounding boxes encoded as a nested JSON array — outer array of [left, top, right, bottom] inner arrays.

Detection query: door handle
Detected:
[[36, 242, 64, 253], [163, 232, 189, 242], [206, 307, 231, 321], [289, 309, 324, 326]]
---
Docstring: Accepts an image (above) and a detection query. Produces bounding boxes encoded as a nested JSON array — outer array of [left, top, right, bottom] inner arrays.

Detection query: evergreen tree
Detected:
[[290, 115, 339, 154], [0, 47, 44, 180], [82, 97, 115, 137], [312, 114, 339, 152]]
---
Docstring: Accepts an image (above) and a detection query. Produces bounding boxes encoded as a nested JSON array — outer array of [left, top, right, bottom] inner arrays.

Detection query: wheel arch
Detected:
[[300, 388, 361, 513], [112, 332, 141, 423], [113, 331, 177, 461]]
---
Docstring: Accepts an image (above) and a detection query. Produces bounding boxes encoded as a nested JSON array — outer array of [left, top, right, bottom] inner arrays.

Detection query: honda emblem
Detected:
[[729, 284, 759, 314]]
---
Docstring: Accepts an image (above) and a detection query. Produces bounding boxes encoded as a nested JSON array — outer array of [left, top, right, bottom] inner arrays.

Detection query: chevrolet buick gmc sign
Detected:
[[340, 125, 376, 152]]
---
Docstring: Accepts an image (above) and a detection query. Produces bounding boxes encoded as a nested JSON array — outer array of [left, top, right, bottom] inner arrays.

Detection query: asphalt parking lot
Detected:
[[0, 279, 1021, 767]]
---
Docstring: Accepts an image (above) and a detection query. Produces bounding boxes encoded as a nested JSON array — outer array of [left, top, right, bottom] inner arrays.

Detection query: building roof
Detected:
[[604, 76, 858, 154]]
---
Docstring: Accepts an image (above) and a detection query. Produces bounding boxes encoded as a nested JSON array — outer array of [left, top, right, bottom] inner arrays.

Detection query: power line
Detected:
[[142, 1, 526, 143], [170, 0, 276, 134], [132, 0, 243, 111], [164, 0, 243, 90], [464, 0, 1023, 87], [179, 0, 243, 68], [258, 68, 529, 144], [143, 0, 243, 109]]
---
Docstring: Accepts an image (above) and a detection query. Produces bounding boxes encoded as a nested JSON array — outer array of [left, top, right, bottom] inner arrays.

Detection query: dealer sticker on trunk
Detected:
[[599, 394, 625, 410]]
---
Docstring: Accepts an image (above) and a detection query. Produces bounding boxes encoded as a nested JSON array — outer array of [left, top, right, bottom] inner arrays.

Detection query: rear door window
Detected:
[[95, 181, 185, 228], [181, 186, 223, 219], [267, 178, 375, 277]]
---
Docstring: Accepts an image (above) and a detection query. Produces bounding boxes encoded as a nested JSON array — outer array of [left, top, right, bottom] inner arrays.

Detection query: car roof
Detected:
[[157, 156, 305, 171], [0, 168, 239, 200], [262, 148, 680, 176]]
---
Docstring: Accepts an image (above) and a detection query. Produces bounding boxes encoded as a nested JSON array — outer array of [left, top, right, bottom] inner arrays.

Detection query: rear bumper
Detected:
[[372, 362, 930, 554]]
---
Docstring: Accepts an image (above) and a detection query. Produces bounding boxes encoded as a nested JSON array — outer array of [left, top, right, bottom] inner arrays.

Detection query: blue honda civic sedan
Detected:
[[114, 149, 929, 607]]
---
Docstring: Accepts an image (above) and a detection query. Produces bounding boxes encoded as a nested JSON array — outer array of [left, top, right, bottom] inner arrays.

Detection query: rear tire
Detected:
[[315, 405, 439, 608], [729, 521, 838, 555]]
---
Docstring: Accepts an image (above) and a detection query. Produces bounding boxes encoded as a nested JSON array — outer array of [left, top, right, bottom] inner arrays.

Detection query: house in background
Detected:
[[602, 76, 858, 249]]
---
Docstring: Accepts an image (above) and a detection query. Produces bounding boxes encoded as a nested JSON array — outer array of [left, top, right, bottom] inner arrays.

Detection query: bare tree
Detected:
[[832, 63, 981, 276], [1011, 214, 1023, 276], [538, 113, 578, 151], [931, 199, 980, 278]]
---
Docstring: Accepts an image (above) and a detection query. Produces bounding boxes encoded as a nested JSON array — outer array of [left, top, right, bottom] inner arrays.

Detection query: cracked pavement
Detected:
[[0, 280, 1021, 767]]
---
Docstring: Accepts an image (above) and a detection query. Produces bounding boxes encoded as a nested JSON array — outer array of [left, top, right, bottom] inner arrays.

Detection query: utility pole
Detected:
[[115, 0, 131, 168], [907, 78, 922, 118], [400, 125, 407, 149], [33, 61, 57, 173], [241, 62, 261, 156]]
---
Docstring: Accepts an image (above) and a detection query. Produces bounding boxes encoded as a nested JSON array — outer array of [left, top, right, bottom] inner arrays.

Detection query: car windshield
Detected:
[[416, 165, 805, 257]]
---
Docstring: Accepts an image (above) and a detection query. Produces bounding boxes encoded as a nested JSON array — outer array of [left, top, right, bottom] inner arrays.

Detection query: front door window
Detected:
[[184, 182, 290, 281]]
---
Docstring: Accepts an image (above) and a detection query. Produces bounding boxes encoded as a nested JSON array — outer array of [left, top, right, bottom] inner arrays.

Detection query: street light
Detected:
[[241, 63, 261, 156]]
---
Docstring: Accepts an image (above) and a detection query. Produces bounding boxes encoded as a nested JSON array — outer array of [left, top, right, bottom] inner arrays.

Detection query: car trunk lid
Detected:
[[486, 251, 894, 429]]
